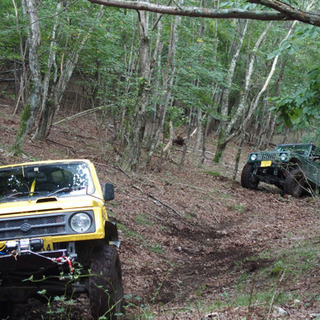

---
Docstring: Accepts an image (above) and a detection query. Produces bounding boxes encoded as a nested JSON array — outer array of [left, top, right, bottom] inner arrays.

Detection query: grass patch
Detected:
[[148, 243, 163, 254], [118, 223, 163, 254], [232, 204, 246, 213], [135, 213, 154, 227], [187, 237, 320, 318], [203, 170, 220, 177], [118, 223, 144, 242], [258, 238, 320, 279]]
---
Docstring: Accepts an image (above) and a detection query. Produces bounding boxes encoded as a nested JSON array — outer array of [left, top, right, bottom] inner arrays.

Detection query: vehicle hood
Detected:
[[0, 195, 104, 216]]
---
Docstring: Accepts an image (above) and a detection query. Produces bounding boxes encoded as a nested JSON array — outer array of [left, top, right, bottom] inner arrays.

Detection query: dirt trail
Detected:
[[1, 100, 320, 319]]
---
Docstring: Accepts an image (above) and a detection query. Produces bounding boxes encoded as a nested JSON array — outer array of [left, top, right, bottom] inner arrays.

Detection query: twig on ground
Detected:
[[209, 204, 220, 223], [266, 271, 286, 320], [132, 184, 183, 218], [115, 165, 131, 178]]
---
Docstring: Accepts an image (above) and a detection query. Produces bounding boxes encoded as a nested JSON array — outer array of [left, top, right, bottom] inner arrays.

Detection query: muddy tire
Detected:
[[241, 163, 259, 189], [0, 301, 13, 319], [88, 244, 124, 320], [284, 168, 307, 198]]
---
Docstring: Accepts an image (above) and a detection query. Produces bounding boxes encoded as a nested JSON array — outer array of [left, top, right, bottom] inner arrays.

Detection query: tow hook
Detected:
[[55, 256, 74, 273]]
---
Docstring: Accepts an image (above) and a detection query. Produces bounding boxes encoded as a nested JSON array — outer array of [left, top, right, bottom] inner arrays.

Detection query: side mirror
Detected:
[[103, 183, 114, 201]]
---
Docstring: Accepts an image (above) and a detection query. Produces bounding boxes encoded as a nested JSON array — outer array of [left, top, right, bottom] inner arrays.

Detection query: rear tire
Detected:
[[88, 244, 124, 320], [284, 168, 307, 198], [241, 163, 259, 189]]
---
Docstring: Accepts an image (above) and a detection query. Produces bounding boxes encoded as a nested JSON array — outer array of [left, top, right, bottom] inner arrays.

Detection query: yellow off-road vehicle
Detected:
[[0, 159, 123, 319]]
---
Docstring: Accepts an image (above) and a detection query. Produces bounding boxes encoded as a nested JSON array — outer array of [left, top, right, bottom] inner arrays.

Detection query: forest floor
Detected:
[[1, 98, 320, 320]]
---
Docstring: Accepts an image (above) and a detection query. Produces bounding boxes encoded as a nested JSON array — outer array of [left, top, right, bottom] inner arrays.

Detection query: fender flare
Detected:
[[105, 221, 120, 248]]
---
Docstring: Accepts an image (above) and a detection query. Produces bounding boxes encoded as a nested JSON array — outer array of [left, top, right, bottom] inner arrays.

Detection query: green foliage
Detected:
[[1, 0, 320, 162], [271, 67, 320, 129]]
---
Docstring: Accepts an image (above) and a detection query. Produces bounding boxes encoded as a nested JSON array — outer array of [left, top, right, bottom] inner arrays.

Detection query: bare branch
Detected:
[[248, 0, 320, 26], [87, 0, 320, 26], [88, 0, 288, 21]]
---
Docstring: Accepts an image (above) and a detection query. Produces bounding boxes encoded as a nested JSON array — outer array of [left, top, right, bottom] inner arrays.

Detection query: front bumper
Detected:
[[254, 162, 289, 186], [0, 249, 69, 272], [0, 249, 79, 302]]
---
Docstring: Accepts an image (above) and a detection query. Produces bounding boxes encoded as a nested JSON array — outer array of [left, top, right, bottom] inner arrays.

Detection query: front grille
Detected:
[[258, 153, 277, 161], [0, 214, 66, 240]]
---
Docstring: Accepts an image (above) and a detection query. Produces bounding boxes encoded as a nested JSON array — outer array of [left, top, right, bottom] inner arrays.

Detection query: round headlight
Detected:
[[280, 153, 287, 161], [70, 213, 91, 233], [250, 154, 257, 161]]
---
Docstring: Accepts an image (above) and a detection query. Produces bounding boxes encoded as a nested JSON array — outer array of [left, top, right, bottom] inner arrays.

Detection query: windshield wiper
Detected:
[[0, 191, 40, 202], [47, 186, 86, 197]]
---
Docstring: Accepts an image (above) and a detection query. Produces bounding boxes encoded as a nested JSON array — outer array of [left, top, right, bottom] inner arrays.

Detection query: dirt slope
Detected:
[[1, 99, 320, 319]]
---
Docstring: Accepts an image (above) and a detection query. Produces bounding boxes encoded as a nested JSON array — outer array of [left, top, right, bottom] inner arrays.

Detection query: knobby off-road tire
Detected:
[[284, 168, 307, 198], [241, 163, 259, 189], [0, 301, 13, 319], [88, 244, 124, 320]]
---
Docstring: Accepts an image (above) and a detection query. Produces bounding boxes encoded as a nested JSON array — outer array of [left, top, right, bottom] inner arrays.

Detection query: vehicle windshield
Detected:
[[274, 144, 312, 156], [0, 161, 95, 203]]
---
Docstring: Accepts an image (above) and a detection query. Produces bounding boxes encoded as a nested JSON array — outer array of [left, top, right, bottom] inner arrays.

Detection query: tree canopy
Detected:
[[1, 0, 319, 170]]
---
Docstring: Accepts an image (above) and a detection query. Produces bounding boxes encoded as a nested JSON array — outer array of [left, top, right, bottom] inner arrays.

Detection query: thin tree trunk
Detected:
[[33, 5, 104, 142], [227, 21, 273, 136], [233, 136, 245, 180], [119, 11, 137, 147], [242, 20, 297, 131], [32, 1, 61, 141], [214, 20, 249, 163], [193, 9, 205, 157], [144, 13, 164, 151], [12, 0, 28, 115], [163, 120, 174, 158], [122, 7, 151, 171], [230, 21, 272, 176], [193, 107, 202, 156], [11, 0, 41, 154], [201, 0, 219, 165], [146, 1, 182, 163], [200, 114, 211, 165], [180, 108, 193, 169]]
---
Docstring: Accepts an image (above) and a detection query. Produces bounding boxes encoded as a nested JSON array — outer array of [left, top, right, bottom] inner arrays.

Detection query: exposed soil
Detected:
[[1, 99, 320, 319]]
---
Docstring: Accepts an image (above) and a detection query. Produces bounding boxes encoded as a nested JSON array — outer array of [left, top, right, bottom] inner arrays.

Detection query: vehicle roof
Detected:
[[276, 143, 317, 149], [276, 143, 315, 147], [0, 159, 93, 170]]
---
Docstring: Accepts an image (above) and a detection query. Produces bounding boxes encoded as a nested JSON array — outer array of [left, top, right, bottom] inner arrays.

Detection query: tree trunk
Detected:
[[122, 8, 151, 171], [33, 5, 104, 142], [214, 20, 249, 163], [233, 136, 245, 180], [163, 120, 174, 158], [229, 21, 272, 174], [12, 0, 28, 115], [144, 21, 163, 149], [31, 1, 61, 141], [11, 0, 41, 154], [242, 20, 297, 132], [200, 114, 211, 165], [146, 1, 182, 164], [193, 107, 202, 156], [180, 108, 193, 169]]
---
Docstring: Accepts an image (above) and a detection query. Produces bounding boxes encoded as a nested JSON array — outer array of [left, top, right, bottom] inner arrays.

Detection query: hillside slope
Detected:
[[1, 100, 319, 319]]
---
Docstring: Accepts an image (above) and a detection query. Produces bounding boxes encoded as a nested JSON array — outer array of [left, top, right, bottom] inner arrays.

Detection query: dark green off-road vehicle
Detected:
[[241, 143, 320, 197]]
